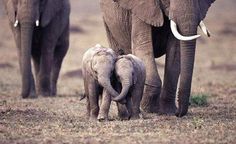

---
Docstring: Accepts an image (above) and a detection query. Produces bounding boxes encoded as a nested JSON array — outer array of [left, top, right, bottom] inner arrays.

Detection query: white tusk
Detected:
[[14, 20, 19, 27], [170, 20, 201, 41], [199, 21, 211, 37], [36, 20, 39, 27]]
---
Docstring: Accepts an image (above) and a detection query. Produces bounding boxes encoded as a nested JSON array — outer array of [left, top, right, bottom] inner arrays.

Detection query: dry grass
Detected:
[[0, 0, 236, 143]]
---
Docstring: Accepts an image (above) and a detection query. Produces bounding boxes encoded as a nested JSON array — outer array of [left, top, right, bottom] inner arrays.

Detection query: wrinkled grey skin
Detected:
[[3, 0, 70, 98], [100, 0, 215, 117], [82, 45, 119, 120], [98, 54, 146, 120]]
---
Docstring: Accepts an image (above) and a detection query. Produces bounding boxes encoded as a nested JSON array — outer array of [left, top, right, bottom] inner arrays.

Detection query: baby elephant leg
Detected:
[[117, 102, 130, 120], [88, 80, 100, 121], [98, 90, 111, 121], [130, 85, 143, 119]]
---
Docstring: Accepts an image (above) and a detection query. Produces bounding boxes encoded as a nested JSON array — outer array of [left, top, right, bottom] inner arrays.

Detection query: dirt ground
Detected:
[[0, 0, 236, 143]]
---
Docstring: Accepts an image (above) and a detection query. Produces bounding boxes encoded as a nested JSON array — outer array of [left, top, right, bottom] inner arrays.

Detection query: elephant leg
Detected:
[[114, 82, 130, 120], [159, 34, 180, 115], [117, 102, 130, 120], [103, 20, 128, 55], [125, 96, 132, 119], [38, 33, 56, 96], [32, 41, 41, 96], [98, 89, 111, 121], [87, 78, 100, 120], [132, 15, 162, 113], [51, 28, 69, 96], [32, 54, 40, 95], [130, 84, 143, 119]]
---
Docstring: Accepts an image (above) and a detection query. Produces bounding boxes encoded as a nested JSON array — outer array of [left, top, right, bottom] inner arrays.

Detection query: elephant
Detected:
[[100, 0, 215, 117], [82, 44, 120, 120], [98, 54, 146, 120], [3, 0, 70, 98]]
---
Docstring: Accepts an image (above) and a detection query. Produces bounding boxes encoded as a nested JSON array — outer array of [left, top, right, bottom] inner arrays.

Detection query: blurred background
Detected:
[[0, 0, 236, 143]]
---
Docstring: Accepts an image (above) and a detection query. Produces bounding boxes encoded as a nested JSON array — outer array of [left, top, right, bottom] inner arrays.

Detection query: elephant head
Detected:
[[114, 0, 215, 117], [91, 46, 119, 98], [3, 0, 66, 97], [112, 56, 136, 102]]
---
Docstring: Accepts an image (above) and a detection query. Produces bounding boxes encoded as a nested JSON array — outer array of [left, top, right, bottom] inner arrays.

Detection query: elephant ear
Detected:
[[199, 0, 215, 20], [40, 0, 63, 27], [114, 0, 164, 27], [3, 0, 18, 23]]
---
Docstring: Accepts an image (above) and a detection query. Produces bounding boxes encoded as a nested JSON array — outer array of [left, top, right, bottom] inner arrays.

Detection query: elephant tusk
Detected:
[[199, 21, 211, 37], [36, 20, 39, 27], [14, 20, 19, 27], [170, 20, 201, 41]]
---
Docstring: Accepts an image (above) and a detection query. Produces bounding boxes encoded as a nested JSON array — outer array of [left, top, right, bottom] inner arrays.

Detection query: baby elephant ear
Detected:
[[114, 0, 164, 27], [199, 0, 215, 20], [3, 0, 17, 23]]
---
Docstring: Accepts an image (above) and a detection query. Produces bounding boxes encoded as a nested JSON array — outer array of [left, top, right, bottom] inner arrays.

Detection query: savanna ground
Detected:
[[0, 0, 236, 143]]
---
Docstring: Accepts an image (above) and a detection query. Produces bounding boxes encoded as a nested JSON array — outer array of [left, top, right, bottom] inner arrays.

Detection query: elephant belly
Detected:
[[100, 0, 132, 54], [152, 17, 171, 58]]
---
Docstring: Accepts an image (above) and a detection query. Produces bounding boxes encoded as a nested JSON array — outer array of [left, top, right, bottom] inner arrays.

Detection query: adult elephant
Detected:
[[100, 0, 215, 117], [3, 0, 70, 98]]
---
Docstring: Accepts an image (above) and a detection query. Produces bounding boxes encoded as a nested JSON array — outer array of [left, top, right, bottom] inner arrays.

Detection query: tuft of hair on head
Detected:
[[95, 44, 102, 48]]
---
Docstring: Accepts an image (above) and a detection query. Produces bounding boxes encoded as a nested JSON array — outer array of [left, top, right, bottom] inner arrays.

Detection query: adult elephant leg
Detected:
[[98, 89, 111, 121], [159, 34, 180, 114], [104, 21, 125, 55], [32, 51, 40, 94], [38, 31, 56, 96], [132, 15, 162, 113], [51, 26, 69, 96]]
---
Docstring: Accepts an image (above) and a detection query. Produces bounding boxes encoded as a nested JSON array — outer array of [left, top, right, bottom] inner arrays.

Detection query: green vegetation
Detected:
[[190, 93, 208, 106]]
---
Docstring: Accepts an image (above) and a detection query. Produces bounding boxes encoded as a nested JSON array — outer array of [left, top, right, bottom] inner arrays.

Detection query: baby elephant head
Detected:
[[112, 56, 137, 102], [91, 46, 119, 97]]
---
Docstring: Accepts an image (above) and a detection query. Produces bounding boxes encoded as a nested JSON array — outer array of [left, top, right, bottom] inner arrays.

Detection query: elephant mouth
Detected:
[[170, 20, 211, 41]]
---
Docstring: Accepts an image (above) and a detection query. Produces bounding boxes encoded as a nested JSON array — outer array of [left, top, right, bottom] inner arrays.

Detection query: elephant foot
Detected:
[[39, 91, 52, 97], [175, 93, 190, 117], [159, 92, 176, 115], [141, 85, 161, 113], [175, 108, 188, 117], [118, 109, 130, 120], [21, 87, 37, 99], [97, 115, 109, 122], [129, 114, 140, 120], [159, 101, 177, 115], [97, 112, 109, 122], [28, 90, 37, 99], [175, 101, 189, 117], [51, 85, 57, 96]]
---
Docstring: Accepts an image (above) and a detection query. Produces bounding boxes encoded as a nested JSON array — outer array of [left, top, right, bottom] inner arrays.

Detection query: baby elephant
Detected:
[[98, 54, 146, 120], [82, 44, 119, 120]]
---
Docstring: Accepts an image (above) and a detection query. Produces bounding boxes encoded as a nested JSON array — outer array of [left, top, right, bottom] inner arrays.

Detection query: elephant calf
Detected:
[[82, 44, 119, 120], [98, 54, 146, 120]]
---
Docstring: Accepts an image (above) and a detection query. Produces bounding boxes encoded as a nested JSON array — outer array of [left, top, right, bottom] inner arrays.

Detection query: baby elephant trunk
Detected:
[[98, 77, 119, 97], [113, 79, 131, 102]]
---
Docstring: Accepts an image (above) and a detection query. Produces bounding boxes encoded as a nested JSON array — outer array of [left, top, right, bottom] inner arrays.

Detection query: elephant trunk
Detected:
[[98, 76, 119, 97], [20, 23, 33, 98], [176, 22, 197, 117], [113, 79, 131, 102]]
